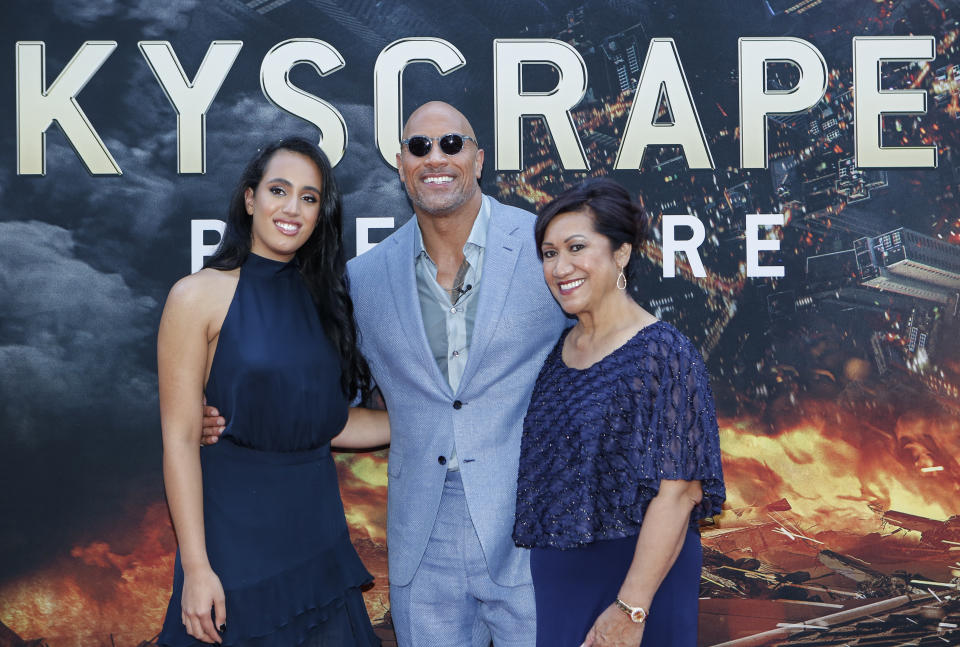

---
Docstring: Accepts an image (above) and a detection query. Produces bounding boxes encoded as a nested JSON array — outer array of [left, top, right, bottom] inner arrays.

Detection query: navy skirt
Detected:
[[530, 529, 702, 647], [159, 440, 378, 646]]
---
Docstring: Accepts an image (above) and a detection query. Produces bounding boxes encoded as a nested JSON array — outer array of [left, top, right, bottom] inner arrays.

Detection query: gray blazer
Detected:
[[347, 196, 567, 587]]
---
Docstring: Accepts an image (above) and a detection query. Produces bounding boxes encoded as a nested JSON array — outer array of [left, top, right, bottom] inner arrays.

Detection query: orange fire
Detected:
[[334, 450, 390, 623], [0, 451, 392, 646], [0, 502, 176, 646], [4, 404, 960, 644], [710, 401, 960, 565]]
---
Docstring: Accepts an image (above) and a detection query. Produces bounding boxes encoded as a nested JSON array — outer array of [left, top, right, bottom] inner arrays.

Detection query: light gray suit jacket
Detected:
[[347, 196, 567, 587]]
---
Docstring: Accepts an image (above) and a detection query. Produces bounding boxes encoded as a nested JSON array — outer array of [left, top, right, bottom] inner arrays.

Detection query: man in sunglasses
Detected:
[[203, 101, 566, 646], [348, 101, 566, 647]]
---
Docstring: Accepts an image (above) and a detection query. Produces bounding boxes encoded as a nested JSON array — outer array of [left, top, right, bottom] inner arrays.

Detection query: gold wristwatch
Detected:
[[614, 598, 647, 624]]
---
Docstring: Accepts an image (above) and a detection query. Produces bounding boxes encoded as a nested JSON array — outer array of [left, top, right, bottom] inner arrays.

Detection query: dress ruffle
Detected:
[[158, 441, 380, 646], [159, 541, 378, 647]]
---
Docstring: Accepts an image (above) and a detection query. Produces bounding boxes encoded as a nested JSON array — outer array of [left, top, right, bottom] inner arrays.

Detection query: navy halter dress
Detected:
[[159, 253, 380, 647], [514, 322, 725, 647]]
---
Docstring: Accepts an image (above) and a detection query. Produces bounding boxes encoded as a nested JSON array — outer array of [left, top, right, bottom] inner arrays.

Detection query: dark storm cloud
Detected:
[[0, 220, 162, 578], [126, 0, 201, 36], [333, 103, 415, 234], [83, 139, 180, 242], [50, 0, 199, 34], [49, 0, 119, 25], [0, 220, 158, 441], [11, 135, 179, 256]]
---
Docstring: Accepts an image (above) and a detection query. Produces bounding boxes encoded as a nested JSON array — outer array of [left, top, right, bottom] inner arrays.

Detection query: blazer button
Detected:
[[453, 400, 462, 409], [438, 456, 447, 465]]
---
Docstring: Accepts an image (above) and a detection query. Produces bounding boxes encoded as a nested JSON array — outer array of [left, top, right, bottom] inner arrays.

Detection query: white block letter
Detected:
[[356, 217, 395, 256], [16, 41, 120, 175], [746, 214, 785, 278], [854, 36, 937, 168], [494, 39, 588, 171], [615, 39, 713, 170], [662, 215, 706, 278], [739, 38, 828, 169], [191, 219, 225, 273], [139, 40, 242, 174], [261, 39, 348, 166], [375, 38, 466, 168]]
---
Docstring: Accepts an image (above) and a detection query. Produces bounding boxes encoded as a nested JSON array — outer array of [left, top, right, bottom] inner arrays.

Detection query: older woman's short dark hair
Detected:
[[534, 178, 647, 269]]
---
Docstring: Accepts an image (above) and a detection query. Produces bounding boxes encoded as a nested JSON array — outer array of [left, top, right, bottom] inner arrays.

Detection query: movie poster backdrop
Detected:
[[3, 1, 960, 645]]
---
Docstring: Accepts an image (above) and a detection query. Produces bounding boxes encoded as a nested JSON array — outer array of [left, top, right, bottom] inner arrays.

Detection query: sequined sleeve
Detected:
[[636, 331, 725, 523]]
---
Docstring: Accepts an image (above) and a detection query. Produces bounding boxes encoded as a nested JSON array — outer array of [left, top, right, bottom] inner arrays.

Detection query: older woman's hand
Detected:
[[580, 603, 645, 647]]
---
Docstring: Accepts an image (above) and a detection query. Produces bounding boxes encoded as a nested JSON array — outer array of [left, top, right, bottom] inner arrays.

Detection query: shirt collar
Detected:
[[414, 194, 491, 260]]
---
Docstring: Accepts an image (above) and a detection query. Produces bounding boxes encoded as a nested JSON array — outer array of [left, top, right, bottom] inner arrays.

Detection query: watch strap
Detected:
[[614, 598, 647, 624]]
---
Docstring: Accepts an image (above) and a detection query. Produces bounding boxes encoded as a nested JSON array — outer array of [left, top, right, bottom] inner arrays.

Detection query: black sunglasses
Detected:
[[400, 133, 478, 157]]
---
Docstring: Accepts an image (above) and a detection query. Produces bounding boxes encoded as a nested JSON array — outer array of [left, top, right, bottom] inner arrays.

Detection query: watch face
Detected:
[[617, 599, 647, 623], [630, 608, 646, 623]]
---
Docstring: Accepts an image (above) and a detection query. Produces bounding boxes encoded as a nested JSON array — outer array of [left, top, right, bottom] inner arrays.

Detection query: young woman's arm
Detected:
[[157, 276, 226, 644]]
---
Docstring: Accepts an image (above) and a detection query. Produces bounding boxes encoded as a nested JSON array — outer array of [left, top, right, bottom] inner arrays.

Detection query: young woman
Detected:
[[157, 137, 387, 646]]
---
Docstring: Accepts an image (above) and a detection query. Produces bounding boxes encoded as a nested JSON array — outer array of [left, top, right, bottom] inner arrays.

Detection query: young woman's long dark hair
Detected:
[[205, 136, 371, 401]]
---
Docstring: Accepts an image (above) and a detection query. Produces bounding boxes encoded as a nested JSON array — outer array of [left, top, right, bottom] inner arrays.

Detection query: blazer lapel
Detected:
[[458, 207, 522, 394], [385, 220, 454, 397]]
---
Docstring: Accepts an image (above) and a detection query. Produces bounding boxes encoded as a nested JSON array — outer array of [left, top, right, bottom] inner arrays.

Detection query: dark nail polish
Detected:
[[219, 623, 226, 633]]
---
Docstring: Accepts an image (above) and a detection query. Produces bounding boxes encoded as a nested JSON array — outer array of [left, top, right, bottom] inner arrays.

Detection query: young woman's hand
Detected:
[[181, 567, 226, 644]]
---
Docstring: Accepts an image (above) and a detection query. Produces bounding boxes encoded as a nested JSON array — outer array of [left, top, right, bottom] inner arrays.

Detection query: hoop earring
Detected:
[[616, 265, 627, 290]]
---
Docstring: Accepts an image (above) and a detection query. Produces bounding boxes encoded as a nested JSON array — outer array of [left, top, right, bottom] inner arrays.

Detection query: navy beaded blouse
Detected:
[[513, 321, 725, 549]]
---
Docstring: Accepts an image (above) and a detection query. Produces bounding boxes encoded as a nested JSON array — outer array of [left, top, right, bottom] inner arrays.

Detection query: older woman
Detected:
[[514, 178, 725, 647]]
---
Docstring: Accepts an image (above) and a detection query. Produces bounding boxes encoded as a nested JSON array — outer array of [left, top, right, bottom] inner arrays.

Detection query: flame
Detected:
[[714, 404, 960, 540], [335, 450, 390, 623], [336, 452, 388, 544], [0, 502, 176, 646]]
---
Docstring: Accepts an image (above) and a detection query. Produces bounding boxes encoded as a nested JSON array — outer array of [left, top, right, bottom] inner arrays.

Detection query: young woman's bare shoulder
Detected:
[[164, 267, 240, 318]]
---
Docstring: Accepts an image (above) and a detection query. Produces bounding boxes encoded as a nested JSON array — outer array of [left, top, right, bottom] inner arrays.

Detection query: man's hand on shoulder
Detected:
[[201, 398, 225, 446]]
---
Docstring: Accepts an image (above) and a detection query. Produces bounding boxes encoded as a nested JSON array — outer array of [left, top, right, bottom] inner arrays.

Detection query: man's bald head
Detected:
[[396, 101, 484, 221], [402, 101, 477, 141]]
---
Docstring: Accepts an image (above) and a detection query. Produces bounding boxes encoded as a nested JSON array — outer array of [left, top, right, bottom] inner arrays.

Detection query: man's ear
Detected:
[[396, 152, 407, 185]]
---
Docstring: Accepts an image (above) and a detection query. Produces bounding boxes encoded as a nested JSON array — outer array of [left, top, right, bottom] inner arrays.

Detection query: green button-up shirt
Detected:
[[413, 195, 491, 470]]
